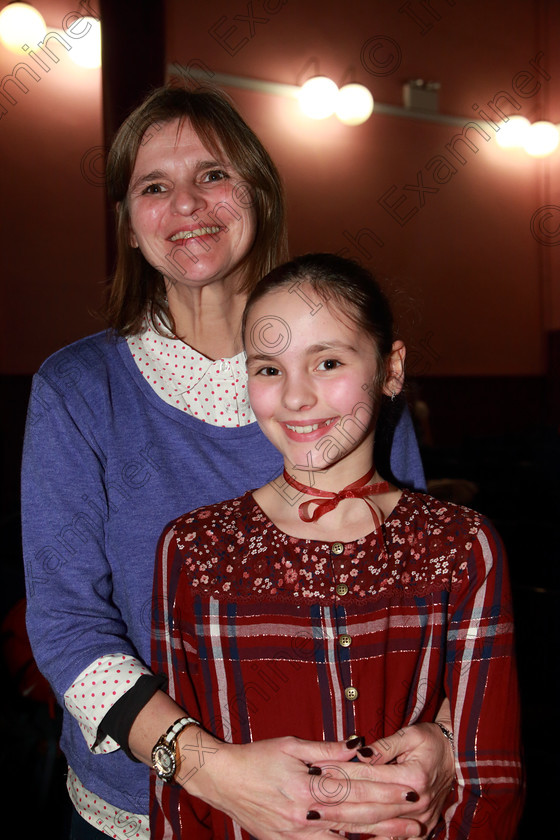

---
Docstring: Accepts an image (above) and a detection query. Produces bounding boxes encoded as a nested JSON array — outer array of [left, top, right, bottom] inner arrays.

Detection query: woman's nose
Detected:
[[171, 183, 205, 216]]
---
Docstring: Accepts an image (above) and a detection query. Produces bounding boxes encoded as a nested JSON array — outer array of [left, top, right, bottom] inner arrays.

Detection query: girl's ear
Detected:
[[382, 340, 406, 397]]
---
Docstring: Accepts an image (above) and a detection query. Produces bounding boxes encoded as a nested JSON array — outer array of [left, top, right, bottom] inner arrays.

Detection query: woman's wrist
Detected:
[[128, 689, 187, 765], [433, 721, 454, 748], [175, 727, 227, 799]]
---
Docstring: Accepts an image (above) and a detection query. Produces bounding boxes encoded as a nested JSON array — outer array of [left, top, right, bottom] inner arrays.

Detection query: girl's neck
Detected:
[[253, 462, 402, 543]]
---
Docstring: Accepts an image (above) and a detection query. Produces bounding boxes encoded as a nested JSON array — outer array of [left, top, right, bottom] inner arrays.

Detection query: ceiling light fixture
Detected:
[[0, 2, 46, 52], [0, 1, 101, 68]]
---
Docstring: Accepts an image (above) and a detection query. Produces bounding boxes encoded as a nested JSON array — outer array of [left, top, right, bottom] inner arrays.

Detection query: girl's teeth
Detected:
[[286, 419, 335, 433]]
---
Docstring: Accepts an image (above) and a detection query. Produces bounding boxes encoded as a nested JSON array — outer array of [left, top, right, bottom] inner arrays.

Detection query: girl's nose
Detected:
[[281, 374, 317, 412]]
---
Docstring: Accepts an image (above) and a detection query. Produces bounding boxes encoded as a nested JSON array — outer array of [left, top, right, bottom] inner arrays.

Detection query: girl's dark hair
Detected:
[[243, 253, 395, 392], [104, 82, 288, 336]]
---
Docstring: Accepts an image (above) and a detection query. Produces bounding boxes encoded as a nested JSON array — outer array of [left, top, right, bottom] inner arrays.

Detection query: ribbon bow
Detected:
[[282, 466, 390, 527]]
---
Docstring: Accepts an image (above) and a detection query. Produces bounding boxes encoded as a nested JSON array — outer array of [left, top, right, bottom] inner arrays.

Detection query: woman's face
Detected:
[[127, 118, 256, 298]]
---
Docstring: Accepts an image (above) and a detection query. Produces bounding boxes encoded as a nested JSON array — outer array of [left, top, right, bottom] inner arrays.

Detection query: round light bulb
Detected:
[[0, 2, 46, 52], [335, 83, 374, 125], [298, 76, 339, 120], [524, 120, 559, 157], [68, 18, 101, 68], [495, 115, 530, 149]]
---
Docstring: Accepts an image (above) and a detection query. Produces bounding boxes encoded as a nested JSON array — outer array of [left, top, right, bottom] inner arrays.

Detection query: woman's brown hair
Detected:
[[104, 82, 288, 336]]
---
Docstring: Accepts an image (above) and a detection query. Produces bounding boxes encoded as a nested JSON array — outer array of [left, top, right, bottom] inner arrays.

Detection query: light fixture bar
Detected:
[[169, 64, 299, 99], [167, 65, 548, 133]]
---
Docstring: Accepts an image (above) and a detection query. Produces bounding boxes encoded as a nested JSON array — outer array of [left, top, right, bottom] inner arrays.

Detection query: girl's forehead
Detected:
[[247, 284, 360, 343], [248, 282, 338, 324]]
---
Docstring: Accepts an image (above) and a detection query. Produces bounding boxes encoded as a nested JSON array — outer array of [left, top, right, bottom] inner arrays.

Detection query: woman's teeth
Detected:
[[286, 419, 336, 434], [170, 226, 220, 241]]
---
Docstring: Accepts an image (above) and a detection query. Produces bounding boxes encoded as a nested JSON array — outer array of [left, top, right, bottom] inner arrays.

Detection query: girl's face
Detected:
[[127, 118, 256, 299], [245, 282, 404, 477]]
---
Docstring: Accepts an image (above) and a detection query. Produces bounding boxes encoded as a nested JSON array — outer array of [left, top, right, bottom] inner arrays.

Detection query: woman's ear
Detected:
[[382, 340, 406, 397]]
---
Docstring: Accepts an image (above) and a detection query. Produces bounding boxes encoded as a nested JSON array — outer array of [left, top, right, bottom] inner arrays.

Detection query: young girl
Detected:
[[151, 254, 523, 839]]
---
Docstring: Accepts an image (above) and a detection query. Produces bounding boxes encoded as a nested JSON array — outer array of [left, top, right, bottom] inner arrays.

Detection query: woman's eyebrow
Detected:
[[129, 169, 167, 191], [129, 159, 229, 192]]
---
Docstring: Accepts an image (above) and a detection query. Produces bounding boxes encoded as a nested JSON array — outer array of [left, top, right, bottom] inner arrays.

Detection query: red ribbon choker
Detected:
[[282, 465, 390, 527]]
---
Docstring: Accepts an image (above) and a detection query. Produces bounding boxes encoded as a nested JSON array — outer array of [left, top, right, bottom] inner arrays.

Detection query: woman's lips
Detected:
[[168, 226, 221, 243]]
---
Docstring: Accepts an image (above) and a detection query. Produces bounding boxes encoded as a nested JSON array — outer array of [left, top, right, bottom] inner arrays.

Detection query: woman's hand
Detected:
[[352, 720, 455, 839], [178, 729, 426, 839]]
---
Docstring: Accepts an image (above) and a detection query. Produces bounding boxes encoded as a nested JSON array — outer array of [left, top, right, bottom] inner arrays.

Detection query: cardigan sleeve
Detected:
[[378, 396, 426, 491], [22, 372, 147, 726], [439, 518, 524, 839]]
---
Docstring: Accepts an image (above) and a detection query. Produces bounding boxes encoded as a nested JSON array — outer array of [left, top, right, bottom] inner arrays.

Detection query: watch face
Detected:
[[153, 744, 176, 780]]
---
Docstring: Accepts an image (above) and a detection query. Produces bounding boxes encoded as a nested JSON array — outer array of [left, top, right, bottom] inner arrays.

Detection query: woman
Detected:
[[22, 84, 451, 839]]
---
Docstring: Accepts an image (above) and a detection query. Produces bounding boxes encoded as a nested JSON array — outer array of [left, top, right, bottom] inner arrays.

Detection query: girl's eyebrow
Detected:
[[246, 352, 278, 363], [306, 341, 356, 354], [246, 341, 356, 362]]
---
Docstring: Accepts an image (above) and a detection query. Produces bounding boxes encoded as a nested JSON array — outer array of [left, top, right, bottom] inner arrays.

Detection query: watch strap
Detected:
[[163, 715, 199, 746]]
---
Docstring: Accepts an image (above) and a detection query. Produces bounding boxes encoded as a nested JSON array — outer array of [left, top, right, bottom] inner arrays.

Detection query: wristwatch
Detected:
[[151, 716, 199, 782]]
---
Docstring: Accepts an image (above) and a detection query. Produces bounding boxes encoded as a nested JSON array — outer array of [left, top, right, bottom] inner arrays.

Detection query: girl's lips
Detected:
[[282, 417, 338, 442]]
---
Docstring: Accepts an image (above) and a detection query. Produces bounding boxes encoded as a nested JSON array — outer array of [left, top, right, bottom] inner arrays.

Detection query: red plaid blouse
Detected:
[[151, 490, 523, 839]]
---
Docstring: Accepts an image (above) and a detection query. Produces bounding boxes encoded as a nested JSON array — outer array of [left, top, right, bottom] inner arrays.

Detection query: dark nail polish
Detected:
[[358, 746, 373, 757], [306, 810, 321, 820], [307, 765, 322, 776], [406, 790, 420, 802], [346, 735, 364, 749]]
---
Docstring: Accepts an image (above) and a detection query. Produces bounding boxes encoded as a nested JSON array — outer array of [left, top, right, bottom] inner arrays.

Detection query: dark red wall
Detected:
[[1, 0, 559, 378]]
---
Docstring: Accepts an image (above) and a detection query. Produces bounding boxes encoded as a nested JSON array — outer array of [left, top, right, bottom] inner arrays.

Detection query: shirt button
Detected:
[[339, 634, 352, 647], [344, 686, 359, 701], [331, 542, 344, 555], [335, 583, 349, 596]]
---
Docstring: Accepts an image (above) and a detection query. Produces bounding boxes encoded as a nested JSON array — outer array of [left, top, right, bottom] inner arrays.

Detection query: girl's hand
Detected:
[[353, 721, 455, 839], [177, 730, 425, 839]]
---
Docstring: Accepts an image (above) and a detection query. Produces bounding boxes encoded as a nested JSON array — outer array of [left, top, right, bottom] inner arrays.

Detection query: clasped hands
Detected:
[[178, 720, 455, 839]]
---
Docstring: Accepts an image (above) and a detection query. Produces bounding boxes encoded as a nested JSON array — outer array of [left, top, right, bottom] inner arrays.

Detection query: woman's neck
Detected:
[[167, 282, 247, 360]]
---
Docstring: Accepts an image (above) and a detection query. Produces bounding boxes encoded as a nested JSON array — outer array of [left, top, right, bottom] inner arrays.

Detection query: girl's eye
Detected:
[[142, 183, 166, 194], [317, 359, 341, 371], [257, 366, 280, 377]]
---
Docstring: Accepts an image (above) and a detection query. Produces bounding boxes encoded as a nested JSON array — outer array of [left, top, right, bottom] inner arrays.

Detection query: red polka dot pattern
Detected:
[[127, 318, 255, 427]]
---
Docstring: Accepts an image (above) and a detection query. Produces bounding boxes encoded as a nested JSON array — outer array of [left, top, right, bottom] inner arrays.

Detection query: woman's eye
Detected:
[[203, 169, 228, 183], [142, 183, 166, 194], [317, 359, 341, 371]]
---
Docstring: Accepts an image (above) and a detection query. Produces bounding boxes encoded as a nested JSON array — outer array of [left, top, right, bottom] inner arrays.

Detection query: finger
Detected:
[[368, 728, 410, 764], [286, 736, 360, 766], [322, 757, 419, 793], [323, 814, 422, 838]]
